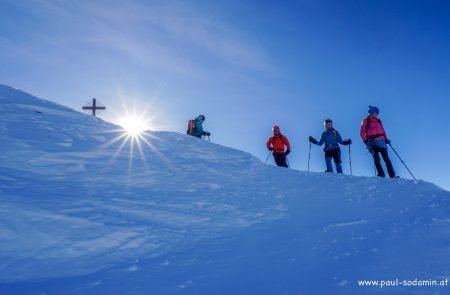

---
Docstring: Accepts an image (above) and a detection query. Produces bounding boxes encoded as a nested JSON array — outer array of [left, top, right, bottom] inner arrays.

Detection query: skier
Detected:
[[309, 119, 351, 173], [266, 125, 291, 168], [360, 105, 396, 178], [187, 115, 211, 139]]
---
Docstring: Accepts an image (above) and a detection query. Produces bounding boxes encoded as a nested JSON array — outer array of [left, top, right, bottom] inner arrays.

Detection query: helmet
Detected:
[[272, 125, 280, 133], [324, 119, 333, 126], [368, 105, 379, 115]]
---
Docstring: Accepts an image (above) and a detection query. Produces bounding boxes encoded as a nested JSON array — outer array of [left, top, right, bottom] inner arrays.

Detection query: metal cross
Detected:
[[82, 98, 106, 116]]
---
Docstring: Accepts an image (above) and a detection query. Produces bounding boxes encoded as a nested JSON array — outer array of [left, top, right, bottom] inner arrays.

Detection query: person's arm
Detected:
[[316, 133, 325, 146], [282, 136, 291, 151], [196, 121, 204, 133], [336, 131, 344, 144], [360, 119, 368, 142], [266, 137, 273, 150], [379, 120, 388, 140]]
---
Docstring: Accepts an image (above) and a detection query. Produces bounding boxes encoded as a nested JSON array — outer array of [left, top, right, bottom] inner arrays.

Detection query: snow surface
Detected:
[[0, 84, 448, 294]]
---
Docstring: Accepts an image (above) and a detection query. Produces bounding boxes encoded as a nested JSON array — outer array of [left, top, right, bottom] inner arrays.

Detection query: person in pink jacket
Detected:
[[360, 106, 396, 178]]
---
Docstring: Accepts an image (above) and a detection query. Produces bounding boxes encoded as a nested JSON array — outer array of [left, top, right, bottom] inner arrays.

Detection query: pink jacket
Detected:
[[360, 116, 387, 142]]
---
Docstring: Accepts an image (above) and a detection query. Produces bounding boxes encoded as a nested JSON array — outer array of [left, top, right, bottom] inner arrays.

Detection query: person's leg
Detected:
[[273, 153, 282, 166], [324, 150, 333, 172], [380, 148, 396, 177], [325, 157, 333, 172], [372, 146, 385, 177], [333, 149, 343, 173], [279, 154, 288, 168], [273, 153, 288, 168]]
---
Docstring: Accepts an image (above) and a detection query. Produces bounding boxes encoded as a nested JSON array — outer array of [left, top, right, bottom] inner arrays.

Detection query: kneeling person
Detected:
[[187, 115, 211, 138]]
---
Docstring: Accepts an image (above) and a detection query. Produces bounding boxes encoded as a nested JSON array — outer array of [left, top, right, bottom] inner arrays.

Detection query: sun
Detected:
[[98, 95, 164, 172], [119, 115, 149, 136]]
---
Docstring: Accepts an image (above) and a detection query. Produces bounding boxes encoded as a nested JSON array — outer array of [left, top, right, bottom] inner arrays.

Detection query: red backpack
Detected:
[[187, 120, 197, 135]]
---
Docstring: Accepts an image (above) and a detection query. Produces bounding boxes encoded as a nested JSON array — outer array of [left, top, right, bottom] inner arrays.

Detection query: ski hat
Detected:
[[323, 119, 333, 126], [368, 105, 379, 115], [272, 125, 280, 133], [197, 115, 205, 121]]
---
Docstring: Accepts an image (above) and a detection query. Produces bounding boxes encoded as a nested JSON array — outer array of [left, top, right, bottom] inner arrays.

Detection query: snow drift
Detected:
[[0, 84, 448, 294]]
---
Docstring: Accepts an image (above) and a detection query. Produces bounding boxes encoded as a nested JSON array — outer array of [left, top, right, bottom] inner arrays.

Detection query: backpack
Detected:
[[365, 116, 386, 140], [365, 117, 382, 133], [187, 119, 197, 135]]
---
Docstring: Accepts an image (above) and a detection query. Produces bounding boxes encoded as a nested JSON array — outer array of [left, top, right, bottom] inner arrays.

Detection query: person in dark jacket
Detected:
[[360, 106, 396, 178], [309, 119, 351, 173], [266, 125, 291, 168], [187, 115, 211, 138]]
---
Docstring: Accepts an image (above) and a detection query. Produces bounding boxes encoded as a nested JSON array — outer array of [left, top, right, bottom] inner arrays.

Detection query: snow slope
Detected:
[[0, 84, 448, 294]]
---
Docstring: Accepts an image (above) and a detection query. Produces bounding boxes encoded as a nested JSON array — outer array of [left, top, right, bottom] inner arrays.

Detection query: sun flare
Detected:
[[103, 96, 163, 171], [119, 115, 149, 136]]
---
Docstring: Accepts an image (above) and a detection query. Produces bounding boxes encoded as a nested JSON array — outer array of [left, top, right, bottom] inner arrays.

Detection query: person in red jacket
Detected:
[[266, 125, 291, 168], [360, 105, 396, 178]]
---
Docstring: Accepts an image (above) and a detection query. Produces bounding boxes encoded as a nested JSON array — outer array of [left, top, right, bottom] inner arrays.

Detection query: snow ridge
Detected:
[[0, 85, 448, 294]]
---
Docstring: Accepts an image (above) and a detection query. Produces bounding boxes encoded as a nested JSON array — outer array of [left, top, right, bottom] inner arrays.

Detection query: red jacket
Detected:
[[267, 134, 290, 154], [360, 116, 387, 142]]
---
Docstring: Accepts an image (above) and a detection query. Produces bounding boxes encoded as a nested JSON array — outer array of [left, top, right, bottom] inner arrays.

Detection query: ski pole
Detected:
[[207, 135, 210, 142], [265, 151, 272, 164], [348, 144, 353, 176], [370, 149, 377, 176], [286, 156, 290, 168], [307, 142, 312, 172], [388, 143, 416, 180]]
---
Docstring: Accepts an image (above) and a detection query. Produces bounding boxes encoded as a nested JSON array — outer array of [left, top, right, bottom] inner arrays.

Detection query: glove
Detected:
[[268, 147, 273, 151], [343, 139, 352, 145], [285, 150, 290, 156], [364, 139, 369, 144], [309, 136, 317, 144], [204, 132, 211, 136], [385, 139, 391, 144]]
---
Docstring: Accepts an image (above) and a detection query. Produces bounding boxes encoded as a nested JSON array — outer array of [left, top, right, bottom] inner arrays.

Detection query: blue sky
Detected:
[[1, 0, 449, 190]]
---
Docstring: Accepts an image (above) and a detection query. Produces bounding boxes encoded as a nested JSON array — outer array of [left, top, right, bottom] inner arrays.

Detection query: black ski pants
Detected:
[[324, 148, 343, 173], [371, 145, 396, 178], [273, 153, 288, 168]]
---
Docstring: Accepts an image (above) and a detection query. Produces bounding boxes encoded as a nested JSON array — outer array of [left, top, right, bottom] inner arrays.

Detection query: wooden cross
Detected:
[[82, 98, 106, 116]]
